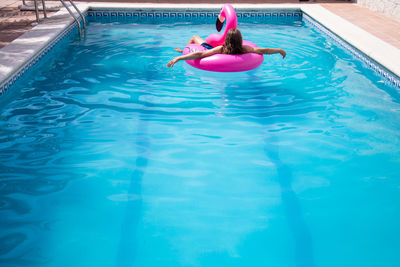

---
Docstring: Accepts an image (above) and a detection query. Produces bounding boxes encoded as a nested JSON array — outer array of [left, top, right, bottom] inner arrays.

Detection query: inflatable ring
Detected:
[[183, 3, 264, 72]]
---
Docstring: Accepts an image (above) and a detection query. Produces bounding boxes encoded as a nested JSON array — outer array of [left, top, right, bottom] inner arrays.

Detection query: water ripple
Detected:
[[0, 20, 400, 266]]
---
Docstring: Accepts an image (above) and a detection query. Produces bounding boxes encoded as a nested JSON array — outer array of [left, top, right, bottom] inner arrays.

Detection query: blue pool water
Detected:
[[1, 13, 400, 267]]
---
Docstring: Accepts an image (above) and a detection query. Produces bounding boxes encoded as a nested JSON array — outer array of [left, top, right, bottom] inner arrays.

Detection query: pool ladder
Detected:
[[59, 0, 86, 36], [24, 0, 85, 36]]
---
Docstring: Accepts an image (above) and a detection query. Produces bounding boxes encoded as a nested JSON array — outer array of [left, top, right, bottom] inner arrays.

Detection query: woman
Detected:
[[167, 29, 286, 68]]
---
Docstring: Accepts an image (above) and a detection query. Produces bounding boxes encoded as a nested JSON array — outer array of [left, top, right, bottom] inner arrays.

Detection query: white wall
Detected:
[[357, 0, 400, 21]]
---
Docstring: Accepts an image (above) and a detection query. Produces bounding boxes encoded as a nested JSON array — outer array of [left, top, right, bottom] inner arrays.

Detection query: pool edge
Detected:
[[0, 3, 90, 95], [301, 4, 400, 88]]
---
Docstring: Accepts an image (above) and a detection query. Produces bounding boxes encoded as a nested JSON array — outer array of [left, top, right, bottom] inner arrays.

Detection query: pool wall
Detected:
[[0, 3, 400, 95], [302, 14, 400, 88]]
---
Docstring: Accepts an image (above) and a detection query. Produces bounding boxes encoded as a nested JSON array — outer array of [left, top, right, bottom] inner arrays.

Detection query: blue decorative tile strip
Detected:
[[87, 9, 302, 20], [0, 14, 87, 95], [303, 13, 400, 89]]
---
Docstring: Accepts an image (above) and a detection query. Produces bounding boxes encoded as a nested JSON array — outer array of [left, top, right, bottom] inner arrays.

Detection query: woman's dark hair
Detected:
[[223, 28, 244, 55]]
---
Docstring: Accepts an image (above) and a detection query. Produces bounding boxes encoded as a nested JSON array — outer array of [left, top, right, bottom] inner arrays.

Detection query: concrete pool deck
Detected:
[[1, 1, 400, 91]]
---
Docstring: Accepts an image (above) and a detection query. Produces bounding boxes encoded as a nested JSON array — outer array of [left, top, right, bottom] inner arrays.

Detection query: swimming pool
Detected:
[[1, 8, 400, 267]]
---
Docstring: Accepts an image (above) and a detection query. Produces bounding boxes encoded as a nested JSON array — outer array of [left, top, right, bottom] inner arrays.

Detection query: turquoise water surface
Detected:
[[1, 15, 400, 267]]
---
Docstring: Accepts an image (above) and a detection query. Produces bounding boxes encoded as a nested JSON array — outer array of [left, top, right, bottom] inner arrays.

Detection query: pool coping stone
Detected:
[[1, 3, 400, 93]]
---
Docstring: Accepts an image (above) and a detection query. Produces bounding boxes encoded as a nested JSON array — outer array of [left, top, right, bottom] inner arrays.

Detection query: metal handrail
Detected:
[[41, 0, 47, 18], [67, 0, 86, 29], [59, 0, 84, 36], [33, 0, 39, 22], [31, 0, 47, 22], [27, 0, 85, 35]]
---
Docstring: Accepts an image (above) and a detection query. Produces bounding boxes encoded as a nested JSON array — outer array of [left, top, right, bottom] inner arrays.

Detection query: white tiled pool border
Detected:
[[1, 3, 400, 94]]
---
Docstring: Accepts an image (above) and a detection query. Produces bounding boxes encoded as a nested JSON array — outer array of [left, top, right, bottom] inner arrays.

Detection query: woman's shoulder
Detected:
[[242, 45, 257, 53]]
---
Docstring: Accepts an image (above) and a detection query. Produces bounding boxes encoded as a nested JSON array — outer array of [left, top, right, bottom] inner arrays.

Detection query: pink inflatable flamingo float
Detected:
[[183, 4, 264, 72]]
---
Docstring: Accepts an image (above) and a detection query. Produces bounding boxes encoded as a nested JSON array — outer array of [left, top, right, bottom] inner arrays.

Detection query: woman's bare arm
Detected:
[[167, 46, 223, 68], [243, 45, 286, 59]]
